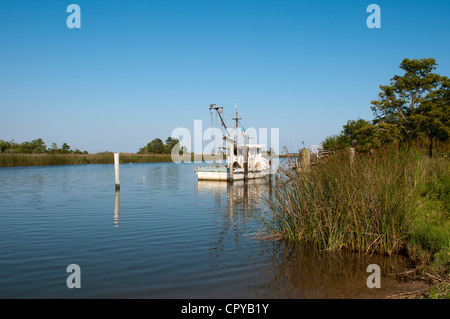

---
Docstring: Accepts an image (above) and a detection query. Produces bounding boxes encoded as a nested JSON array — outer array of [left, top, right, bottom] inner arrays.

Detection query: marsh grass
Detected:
[[258, 143, 449, 259], [0, 153, 180, 167]]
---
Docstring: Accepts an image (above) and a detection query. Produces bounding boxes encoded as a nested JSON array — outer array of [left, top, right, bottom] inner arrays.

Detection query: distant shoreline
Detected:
[[0, 153, 283, 167]]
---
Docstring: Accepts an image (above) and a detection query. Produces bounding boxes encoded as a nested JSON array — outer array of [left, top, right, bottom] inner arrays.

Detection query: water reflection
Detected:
[[114, 190, 120, 227], [195, 179, 267, 215], [196, 177, 410, 298], [196, 179, 268, 270]]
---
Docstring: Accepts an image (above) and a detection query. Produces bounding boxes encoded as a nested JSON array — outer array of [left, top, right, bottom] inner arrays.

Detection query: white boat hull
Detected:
[[195, 166, 269, 181]]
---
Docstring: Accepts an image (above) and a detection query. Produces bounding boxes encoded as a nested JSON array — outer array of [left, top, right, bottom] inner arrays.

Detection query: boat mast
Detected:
[[232, 103, 241, 147], [209, 104, 244, 170]]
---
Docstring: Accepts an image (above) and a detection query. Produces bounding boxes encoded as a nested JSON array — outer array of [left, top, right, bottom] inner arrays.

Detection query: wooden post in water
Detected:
[[114, 153, 120, 191], [243, 179, 248, 209], [228, 143, 234, 182], [268, 148, 273, 205], [269, 147, 273, 175], [268, 147, 273, 198], [300, 148, 311, 169], [244, 146, 249, 180]]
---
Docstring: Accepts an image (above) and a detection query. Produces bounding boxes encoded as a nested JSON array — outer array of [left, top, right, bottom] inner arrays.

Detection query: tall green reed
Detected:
[[258, 144, 438, 255]]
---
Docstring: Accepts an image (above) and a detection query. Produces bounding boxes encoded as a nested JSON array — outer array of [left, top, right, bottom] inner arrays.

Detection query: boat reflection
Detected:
[[195, 178, 269, 270], [195, 178, 268, 216]]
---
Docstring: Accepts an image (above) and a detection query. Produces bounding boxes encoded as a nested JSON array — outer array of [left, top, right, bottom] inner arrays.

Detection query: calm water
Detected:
[[0, 162, 408, 298]]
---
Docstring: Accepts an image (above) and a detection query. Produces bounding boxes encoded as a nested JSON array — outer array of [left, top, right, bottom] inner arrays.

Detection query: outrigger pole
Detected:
[[209, 104, 237, 148]]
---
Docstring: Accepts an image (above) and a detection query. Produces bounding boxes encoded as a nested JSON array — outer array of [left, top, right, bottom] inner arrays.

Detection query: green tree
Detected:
[[409, 76, 449, 143], [0, 140, 7, 153], [138, 138, 165, 154], [324, 58, 448, 154], [60, 142, 71, 154], [372, 122, 402, 146], [370, 58, 445, 142], [322, 134, 351, 151], [49, 143, 58, 153], [8, 140, 20, 153], [343, 119, 376, 151], [164, 137, 180, 154], [323, 119, 377, 152], [30, 138, 47, 153], [10, 138, 47, 154], [17, 141, 32, 153], [138, 137, 182, 154]]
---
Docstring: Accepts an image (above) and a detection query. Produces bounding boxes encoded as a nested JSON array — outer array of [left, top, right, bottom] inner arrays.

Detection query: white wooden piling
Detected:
[[114, 152, 120, 191]]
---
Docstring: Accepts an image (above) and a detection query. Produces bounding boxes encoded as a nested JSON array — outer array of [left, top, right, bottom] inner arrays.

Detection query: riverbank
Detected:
[[385, 281, 449, 299]]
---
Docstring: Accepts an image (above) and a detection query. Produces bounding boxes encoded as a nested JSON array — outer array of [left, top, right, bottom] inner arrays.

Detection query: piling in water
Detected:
[[300, 148, 311, 169], [269, 147, 273, 175], [114, 153, 120, 191], [244, 146, 249, 180], [228, 143, 234, 181]]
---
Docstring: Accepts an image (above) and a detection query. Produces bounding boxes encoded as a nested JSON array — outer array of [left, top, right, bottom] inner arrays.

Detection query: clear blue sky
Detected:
[[1, 0, 449, 153]]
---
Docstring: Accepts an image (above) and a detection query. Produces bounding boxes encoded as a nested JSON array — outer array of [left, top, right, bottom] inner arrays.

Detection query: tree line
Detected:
[[322, 58, 449, 153], [0, 138, 88, 154], [0, 137, 185, 155]]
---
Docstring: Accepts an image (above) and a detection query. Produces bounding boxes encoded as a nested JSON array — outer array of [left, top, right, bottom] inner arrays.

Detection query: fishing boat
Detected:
[[195, 104, 272, 181]]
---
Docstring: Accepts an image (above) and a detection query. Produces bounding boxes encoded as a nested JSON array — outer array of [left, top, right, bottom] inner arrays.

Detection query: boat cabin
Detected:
[[227, 144, 266, 169]]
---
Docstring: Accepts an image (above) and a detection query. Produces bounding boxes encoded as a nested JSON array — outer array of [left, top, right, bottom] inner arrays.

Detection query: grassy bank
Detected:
[[258, 143, 449, 280], [0, 153, 181, 167]]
